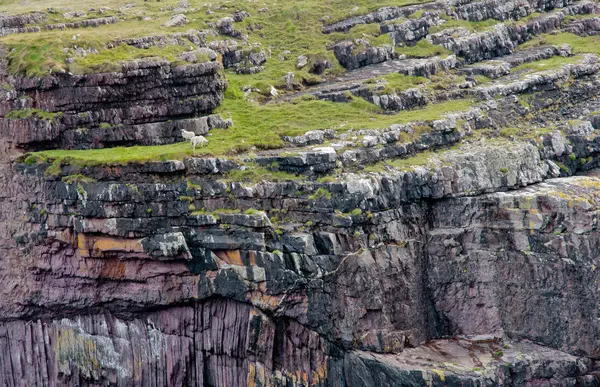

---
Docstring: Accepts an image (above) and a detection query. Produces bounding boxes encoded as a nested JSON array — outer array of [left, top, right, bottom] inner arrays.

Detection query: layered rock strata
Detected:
[[3, 1, 600, 386], [0, 59, 227, 149]]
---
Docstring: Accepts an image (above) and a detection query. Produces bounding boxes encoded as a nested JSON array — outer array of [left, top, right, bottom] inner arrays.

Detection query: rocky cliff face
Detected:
[[6, 136, 600, 386], [3, 0, 600, 386], [0, 59, 226, 150]]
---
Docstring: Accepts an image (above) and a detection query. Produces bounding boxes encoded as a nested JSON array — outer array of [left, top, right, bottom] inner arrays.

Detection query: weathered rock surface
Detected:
[[333, 40, 396, 70], [3, 1, 600, 385], [44, 16, 119, 31], [564, 15, 600, 35], [469, 54, 600, 99], [109, 29, 216, 49], [453, 0, 578, 22], [461, 44, 572, 78], [215, 16, 244, 38], [209, 40, 267, 74], [0, 12, 46, 36], [4, 69, 600, 382], [165, 14, 188, 28], [381, 12, 440, 46], [4, 139, 600, 385], [435, 4, 596, 63], [322, 1, 444, 34]]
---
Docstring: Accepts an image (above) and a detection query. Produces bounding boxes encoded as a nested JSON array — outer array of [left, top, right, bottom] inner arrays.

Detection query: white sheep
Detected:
[[181, 129, 195, 141], [190, 135, 209, 150]]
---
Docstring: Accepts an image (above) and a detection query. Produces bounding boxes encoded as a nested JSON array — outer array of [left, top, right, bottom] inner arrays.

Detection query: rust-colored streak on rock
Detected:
[[214, 249, 244, 266], [248, 251, 257, 266], [77, 233, 143, 258], [99, 258, 126, 280]]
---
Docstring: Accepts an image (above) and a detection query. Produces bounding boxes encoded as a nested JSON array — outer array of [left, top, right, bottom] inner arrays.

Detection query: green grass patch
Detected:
[[474, 75, 492, 84], [308, 187, 332, 200], [429, 18, 499, 34], [30, 142, 206, 168], [68, 44, 191, 74], [26, 96, 474, 166], [364, 150, 437, 172], [224, 164, 305, 183], [499, 127, 519, 137], [5, 108, 61, 120], [0, 0, 135, 13], [367, 73, 429, 94], [62, 174, 96, 184], [6, 42, 67, 77], [1, 13, 187, 75], [519, 33, 600, 56], [350, 208, 362, 216], [511, 55, 581, 73], [396, 39, 452, 58]]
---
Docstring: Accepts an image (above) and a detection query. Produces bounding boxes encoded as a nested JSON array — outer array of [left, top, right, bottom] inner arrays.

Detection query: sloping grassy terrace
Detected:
[[26, 95, 474, 167]]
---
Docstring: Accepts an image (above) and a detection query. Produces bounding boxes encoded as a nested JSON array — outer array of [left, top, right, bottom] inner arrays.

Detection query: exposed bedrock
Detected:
[[4, 149, 600, 384], [108, 29, 217, 49], [0, 59, 227, 149], [0, 12, 46, 28], [323, 0, 597, 35], [453, 0, 579, 22], [434, 14, 564, 63], [326, 0, 600, 71], [4, 299, 599, 386], [44, 16, 119, 31], [0, 299, 332, 386], [380, 13, 440, 46], [469, 54, 600, 99], [313, 51, 592, 116], [436, 3, 597, 63], [428, 178, 600, 356], [1, 68, 600, 382], [333, 40, 396, 70], [0, 12, 46, 37], [322, 1, 445, 34], [564, 16, 600, 35], [213, 42, 267, 74], [460, 44, 572, 79], [5, 2, 600, 385], [4, 71, 600, 382]]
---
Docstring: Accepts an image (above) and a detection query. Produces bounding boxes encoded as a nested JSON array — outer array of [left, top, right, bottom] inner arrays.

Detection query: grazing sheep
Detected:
[[181, 129, 195, 140], [190, 135, 209, 150]]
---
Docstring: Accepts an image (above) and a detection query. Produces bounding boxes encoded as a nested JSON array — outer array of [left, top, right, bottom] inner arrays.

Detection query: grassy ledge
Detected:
[[26, 97, 474, 167]]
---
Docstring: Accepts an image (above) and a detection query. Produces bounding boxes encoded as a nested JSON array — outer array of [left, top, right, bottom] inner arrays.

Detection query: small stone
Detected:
[[297, 55, 308, 69], [284, 72, 295, 90], [232, 10, 250, 22], [165, 14, 189, 27], [310, 59, 330, 75]]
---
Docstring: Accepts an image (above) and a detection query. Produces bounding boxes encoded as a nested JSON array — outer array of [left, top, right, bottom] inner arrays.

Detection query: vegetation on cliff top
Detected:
[[7, 0, 600, 173], [0, 0, 429, 77]]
